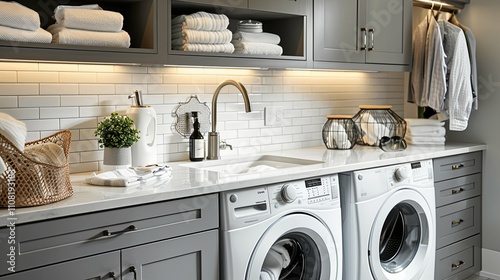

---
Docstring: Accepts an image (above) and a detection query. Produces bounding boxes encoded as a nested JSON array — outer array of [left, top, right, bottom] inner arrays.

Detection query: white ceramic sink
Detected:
[[183, 155, 323, 175]]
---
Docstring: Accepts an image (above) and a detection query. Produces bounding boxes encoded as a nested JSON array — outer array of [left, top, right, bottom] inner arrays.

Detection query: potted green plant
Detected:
[[95, 112, 140, 167]]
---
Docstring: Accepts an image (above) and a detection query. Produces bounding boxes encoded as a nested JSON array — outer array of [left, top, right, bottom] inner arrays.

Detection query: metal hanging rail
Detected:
[[413, 0, 461, 13]]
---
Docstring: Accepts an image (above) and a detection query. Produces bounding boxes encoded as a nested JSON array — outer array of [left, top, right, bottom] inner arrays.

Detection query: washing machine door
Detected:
[[368, 189, 434, 280], [246, 213, 339, 280]]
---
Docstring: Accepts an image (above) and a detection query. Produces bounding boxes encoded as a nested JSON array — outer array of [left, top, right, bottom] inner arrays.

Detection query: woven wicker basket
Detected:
[[0, 130, 73, 207]]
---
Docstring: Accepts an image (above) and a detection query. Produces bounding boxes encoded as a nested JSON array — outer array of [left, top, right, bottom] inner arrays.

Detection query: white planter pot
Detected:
[[103, 147, 131, 166]]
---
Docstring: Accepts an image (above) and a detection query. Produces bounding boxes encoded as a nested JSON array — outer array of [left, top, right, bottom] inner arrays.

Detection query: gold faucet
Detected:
[[207, 80, 252, 160]]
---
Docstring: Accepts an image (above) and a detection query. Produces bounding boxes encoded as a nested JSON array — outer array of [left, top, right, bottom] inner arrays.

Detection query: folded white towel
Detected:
[[232, 31, 281, 45], [232, 42, 283, 56], [0, 25, 52, 43], [47, 24, 130, 48], [173, 42, 234, 53], [405, 118, 445, 127], [85, 165, 172, 187], [53, 4, 102, 14], [55, 8, 124, 32], [406, 135, 446, 145], [24, 142, 67, 166], [172, 12, 229, 31], [407, 126, 446, 137], [0, 1, 40, 31], [171, 28, 232, 45], [0, 112, 27, 174]]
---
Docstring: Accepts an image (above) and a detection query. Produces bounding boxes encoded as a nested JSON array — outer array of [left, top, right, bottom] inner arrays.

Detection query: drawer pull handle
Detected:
[[108, 272, 117, 280], [103, 225, 137, 236], [451, 219, 464, 226], [452, 188, 465, 195], [451, 260, 465, 270], [129, 266, 137, 280], [452, 163, 464, 170], [368, 28, 375, 51]]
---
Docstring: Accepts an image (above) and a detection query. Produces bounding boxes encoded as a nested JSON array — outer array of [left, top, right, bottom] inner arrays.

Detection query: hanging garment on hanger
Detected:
[[449, 14, 478, 110], [409, 10, 447, 112], [436, 19, 472, 131]]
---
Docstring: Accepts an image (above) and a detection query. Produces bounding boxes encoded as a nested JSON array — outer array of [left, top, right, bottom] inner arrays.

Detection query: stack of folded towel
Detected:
[[171, 11, 234, 53], [0, 1, 52, 44], [405, 118, 446, 145], [47, 4, 130, 48], [232, 21, 282, 56]]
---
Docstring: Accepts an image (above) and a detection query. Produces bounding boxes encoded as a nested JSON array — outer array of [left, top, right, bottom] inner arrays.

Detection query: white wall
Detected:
[[0, 62, 405, 173]]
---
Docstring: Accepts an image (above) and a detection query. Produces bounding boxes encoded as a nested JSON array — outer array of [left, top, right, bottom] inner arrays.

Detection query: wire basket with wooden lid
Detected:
[[322, 115, 358, 150], [352, 105, 406, 146], [0, 130, 73, 207]]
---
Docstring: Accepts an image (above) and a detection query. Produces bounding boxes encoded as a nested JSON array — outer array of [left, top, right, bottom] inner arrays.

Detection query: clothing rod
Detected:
[[413, 1, 460, 13]]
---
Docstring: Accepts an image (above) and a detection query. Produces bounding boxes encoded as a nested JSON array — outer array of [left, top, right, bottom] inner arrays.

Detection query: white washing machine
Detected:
[[220, 174, 343, 280], [340, 159, 436, 280]]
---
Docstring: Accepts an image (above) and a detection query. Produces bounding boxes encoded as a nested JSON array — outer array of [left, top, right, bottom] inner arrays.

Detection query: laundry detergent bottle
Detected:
[[126, 90, 157, 167]]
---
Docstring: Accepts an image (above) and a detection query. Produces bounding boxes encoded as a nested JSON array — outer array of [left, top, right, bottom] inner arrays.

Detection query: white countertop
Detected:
[[1, 142, 486, 225]]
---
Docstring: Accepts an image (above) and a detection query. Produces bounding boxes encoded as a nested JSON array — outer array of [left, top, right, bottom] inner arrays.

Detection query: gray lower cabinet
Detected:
[[433, 152, 482, 280], [0, 194, 219, 279], [313, 0, 412, 71]]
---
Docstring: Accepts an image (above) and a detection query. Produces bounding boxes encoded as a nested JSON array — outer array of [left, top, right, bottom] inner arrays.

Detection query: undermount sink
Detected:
[[183, 155, 323, 175]]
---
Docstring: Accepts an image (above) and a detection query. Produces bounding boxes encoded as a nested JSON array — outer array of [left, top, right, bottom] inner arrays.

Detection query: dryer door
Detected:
[[246, 213, 339, 280], [368, 189, 435, 280]]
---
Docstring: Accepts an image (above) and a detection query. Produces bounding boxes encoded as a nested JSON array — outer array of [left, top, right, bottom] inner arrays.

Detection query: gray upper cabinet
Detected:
[[314, 0, 411, 70]]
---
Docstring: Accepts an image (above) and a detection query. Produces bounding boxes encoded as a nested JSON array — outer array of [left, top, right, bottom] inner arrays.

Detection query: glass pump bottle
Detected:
[[189, 111, 204, 161]]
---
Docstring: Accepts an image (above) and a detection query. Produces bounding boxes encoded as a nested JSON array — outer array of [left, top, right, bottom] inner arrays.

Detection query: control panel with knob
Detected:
[[280, 184, 297, 203], [394, 166, 411, 181]]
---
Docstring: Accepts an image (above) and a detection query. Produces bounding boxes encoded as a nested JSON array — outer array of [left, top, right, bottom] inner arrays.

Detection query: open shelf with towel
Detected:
[[0, 0, 167, 65], [166, 0, 312, 68]]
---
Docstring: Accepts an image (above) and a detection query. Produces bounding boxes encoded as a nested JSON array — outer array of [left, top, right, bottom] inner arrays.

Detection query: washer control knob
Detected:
[[280, 184, 297, 203], [394, 166, 411, 181]]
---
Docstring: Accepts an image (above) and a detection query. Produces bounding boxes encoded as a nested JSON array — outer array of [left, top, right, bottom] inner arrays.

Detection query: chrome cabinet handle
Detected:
[[451, 260, 465, 270], [368, 29, 375, 51], [108, 272, 117, 280], [129, 266, 137, 280], [451, 219, 464, 226], [452, 163, 464, 170], [360, 28, 367, 50], [452, 188, 464, 195], [103, 225, 137, 236]]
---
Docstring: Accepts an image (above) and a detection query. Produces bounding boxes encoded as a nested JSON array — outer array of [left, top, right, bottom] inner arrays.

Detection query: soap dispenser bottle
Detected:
[[126, 90, 157, 166], [189, 111, 204, 161]]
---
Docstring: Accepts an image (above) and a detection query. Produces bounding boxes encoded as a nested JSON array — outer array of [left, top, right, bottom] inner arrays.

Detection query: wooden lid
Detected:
[[326, 115, 352, 119], [358, 105, 392, 109]]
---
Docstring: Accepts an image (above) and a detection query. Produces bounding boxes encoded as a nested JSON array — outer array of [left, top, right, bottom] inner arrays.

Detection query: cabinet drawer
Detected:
[[0, 194, 219, 275], [435, 234, 481, 280], [433, 152, 482, 182], [436, 197, 481, 249], [250, 0, 308, 15], [435, 173, 482, 207]]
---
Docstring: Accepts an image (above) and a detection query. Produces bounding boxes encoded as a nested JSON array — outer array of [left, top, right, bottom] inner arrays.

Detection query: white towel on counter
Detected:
[[54, 8, 124, 32], [232, 31, 281, 45], [405, 118, 445, 127], [406, 135, 446, 145], [407, 126, 446, 137], [172, 12, 229, 31], [173, 42, 234, 53], [47, 24, 130, 48], [0, 1, 40, 31], [171, 28, 232, 45], [0, 25, 52, 43], [0, 112, 27, 174], [85, 165, 172, 187], [232, 42, 283, 56]]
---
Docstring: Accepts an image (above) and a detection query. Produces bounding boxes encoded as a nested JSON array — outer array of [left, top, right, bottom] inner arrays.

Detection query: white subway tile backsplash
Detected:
[[0, 62, 405, 172]]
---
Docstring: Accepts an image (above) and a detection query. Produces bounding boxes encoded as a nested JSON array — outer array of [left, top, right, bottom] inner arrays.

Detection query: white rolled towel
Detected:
[[232, 42, 283, 56], [0, 25, 52, 44], [173, 43, 234, 53], [232, 31, 281, 45], [172, 11, 229, 31], [24, 142, 67, 166], [47, 24, 130, 48], [359, 112, 390, 146], [0, 112, 27, 174], [171, 28, 232, 45], [54, 8, 124, 32], [0, 1, 40, 31]]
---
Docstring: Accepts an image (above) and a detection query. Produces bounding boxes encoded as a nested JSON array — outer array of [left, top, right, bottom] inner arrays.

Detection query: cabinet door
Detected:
[[250, 0, 308, 15], [314, 0, 365, 63], [121, 230, 219, 280], [0, 251, 119, 280], [364, 0, 412, 64]]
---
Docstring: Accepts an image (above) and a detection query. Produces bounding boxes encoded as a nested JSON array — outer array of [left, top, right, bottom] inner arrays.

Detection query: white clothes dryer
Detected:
[[340, 160, 436, 280], [220, 174, 343, 280]]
